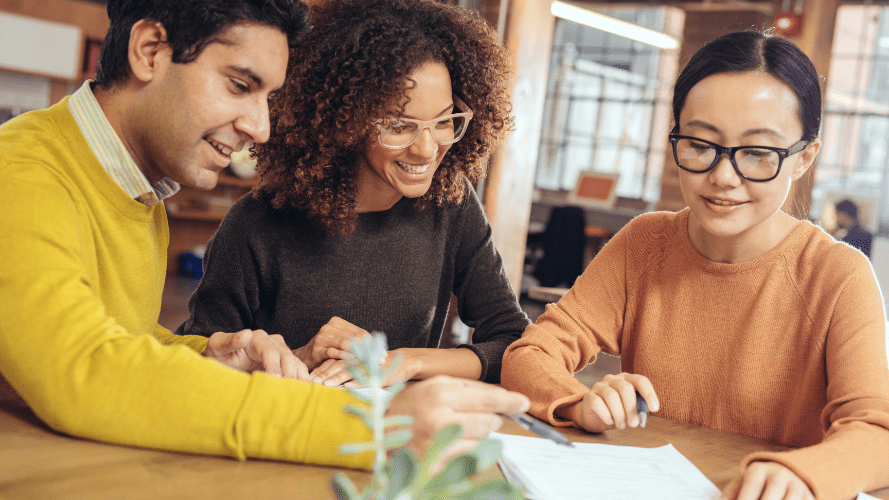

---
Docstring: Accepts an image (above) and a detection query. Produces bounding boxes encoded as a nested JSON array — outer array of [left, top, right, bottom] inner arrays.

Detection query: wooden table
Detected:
[[2, 388, 887, 500]]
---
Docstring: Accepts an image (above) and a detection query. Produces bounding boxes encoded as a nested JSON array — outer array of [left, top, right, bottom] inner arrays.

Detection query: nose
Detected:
[[708, 154, 742, 188], [235, 97, 271, 144], [409, 126, 438, 159]]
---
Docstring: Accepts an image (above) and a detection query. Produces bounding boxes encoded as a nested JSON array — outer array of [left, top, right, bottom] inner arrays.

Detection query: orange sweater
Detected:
[[503, 209, 889, 500]]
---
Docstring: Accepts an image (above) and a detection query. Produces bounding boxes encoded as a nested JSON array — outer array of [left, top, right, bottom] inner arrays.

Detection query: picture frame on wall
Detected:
[[566, 171, 620, 209]]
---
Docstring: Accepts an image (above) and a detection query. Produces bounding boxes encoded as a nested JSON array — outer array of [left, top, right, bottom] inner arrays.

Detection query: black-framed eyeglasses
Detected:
[[668, 132, 807, 182]]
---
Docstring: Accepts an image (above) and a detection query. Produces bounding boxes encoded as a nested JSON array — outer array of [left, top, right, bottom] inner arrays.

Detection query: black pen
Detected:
[[502, 413, 575, 447], [635, 392, 648, 428]]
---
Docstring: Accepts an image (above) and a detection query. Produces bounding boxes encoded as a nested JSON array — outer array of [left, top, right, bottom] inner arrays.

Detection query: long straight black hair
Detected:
[[672, 30, 822, 142]]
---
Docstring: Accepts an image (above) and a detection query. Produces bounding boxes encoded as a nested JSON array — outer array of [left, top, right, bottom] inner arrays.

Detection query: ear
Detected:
[[790, 137, 821, 181], [127, 19, 171, 84]]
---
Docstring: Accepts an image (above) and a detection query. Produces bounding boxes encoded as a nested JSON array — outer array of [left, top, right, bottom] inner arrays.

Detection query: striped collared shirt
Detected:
[[68, 81, 179, 206]]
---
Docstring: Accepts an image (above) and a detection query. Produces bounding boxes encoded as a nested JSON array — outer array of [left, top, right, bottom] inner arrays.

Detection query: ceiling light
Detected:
[[550, 1, 680, 50]]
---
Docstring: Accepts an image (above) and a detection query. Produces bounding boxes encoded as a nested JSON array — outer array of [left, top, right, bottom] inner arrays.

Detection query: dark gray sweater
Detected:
[[176, 181, 529, 382]]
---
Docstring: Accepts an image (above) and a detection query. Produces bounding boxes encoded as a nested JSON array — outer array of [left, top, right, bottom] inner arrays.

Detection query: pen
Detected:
[[635, 392, 648, 428], [502, 413, 575, 447]]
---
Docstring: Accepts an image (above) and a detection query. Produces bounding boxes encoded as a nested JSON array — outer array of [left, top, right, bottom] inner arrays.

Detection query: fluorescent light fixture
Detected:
[[551, 1, 680, 50]]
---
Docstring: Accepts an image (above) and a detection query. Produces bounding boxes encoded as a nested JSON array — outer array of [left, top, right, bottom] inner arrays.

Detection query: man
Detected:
[[0, 0, 528, 469], [835, 199, 874, 258]]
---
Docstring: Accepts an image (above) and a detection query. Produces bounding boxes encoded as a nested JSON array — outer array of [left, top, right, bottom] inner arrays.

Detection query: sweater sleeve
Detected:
[[450, 185, 531, 384], [0, 166, 372, 469], [176, 197, 261, 339], [502, 218, 632, 425], [740, 253, 889, 500]]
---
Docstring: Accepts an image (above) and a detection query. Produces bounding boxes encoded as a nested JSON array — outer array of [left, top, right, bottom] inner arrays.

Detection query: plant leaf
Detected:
[[344, 403, 371, 419], [424, 454, 478, 494], [469, 438, 503, 471], [383, 429, 412, 450], [383, 414, 414, 428], [384, 449, 418, 498], [331, 473, 362, 500], [386, 380, 406, 397], [338, 441, 375, 455], [381, 352, 404, 378], [420, 424, 463, 472], [448, 478, 524, 500]]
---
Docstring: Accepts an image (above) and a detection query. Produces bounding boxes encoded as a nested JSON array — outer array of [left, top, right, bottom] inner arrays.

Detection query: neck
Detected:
[[92, 83, 164, 184], [686, 210, 797, 264]]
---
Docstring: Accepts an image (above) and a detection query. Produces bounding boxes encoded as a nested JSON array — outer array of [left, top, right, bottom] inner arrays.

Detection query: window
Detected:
[[535, 9, 680, 203], [814, 5, 889, 235]]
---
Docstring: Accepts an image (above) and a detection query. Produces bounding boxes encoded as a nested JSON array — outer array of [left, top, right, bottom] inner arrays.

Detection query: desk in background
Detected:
[[3, 386, 888, 500]]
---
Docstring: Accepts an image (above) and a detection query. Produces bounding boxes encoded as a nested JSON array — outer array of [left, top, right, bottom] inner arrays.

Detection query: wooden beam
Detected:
[[482, 0, 556, 294]]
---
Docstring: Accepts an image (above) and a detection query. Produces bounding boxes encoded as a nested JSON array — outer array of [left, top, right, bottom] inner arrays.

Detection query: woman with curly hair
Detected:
[[177, 0, 530, 386]]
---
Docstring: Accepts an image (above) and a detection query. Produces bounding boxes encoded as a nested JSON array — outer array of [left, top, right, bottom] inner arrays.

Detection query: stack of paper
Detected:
[[490, 432, 720, 500]]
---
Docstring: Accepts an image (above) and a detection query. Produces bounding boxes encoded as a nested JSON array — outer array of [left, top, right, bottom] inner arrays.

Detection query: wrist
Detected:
[[392, 348, 423, 380], [555, 400, 580, 423]]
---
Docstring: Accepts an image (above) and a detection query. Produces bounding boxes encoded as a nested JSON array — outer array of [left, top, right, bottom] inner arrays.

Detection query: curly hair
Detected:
[[254, 0, 513, 234]]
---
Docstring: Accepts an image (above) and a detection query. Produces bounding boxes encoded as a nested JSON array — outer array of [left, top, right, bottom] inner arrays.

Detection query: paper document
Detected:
[[491, 432, 720, 500]]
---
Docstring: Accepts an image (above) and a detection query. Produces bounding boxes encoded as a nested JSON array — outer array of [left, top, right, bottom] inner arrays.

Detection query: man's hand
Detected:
[[204, 329, 310, 380], [721, 462, 814, 500], [386, 376, 530, 460], [294, 316, 370, 371]]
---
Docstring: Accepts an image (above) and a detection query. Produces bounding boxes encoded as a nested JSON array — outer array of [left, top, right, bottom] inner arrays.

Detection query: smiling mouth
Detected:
[[205, 137, 234, 158], [705, 197, 745, 206], [396, 160, 431, 175]]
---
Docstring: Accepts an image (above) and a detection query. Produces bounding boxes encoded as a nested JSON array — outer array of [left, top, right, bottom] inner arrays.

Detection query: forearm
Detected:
[[397, 347, 483, 381], [153, 323, 209, 353]]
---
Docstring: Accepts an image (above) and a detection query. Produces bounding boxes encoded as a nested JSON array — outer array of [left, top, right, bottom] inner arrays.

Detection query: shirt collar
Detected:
[[67, 81, 179, 206]]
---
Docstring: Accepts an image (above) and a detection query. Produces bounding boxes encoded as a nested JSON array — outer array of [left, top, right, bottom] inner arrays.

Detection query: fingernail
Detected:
[[631, 418, 639, 427], [618, 423, 625, 430], [342, 353, 355, 360], [324, 379, 336, 387], [274, 373, 282, 379], [606, 419, 613, 426], [518, 400, 530, 412]]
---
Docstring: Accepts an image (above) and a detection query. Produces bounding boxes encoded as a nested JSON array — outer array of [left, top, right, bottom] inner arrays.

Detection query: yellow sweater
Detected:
[[503, 209, 889, 500], [0, 99, 371, 468]]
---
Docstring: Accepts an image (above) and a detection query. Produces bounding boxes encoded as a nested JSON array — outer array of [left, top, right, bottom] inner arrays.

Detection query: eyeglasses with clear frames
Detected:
[[377, 95, 474, 149], [669, 131, 807, 182]]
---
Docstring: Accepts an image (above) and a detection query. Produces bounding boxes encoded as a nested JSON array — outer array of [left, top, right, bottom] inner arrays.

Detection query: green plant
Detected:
[[331, 333, 523, 500]]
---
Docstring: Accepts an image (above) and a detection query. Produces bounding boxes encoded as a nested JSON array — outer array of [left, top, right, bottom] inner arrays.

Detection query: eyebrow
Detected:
[[683, 119, 786, 140], [403, 102, 456, 120]]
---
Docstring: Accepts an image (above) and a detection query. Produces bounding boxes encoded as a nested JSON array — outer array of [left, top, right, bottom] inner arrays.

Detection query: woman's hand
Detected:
[[721, 462, 814, 500], [559, 372, 659, 433], [310, 347, 418, 387], [293, 316, 370, 371]]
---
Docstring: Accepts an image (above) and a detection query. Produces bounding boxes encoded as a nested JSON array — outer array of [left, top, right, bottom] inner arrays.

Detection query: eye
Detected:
[[388, 121, 411, 134], [229, 78, 249, 94], [689, 141, 712, 153]]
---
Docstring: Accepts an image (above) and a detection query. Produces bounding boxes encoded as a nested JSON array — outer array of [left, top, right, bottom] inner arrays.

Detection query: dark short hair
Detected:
[[94, 0, 310, 88], [673, 30, 822, 142], [836, 199, 859, 220], [255, 0, 513, 235]]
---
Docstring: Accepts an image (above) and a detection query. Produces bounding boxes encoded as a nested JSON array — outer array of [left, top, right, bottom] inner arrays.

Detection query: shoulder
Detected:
[[0, 103, 74, 169], [784, 221, 875, 292], [617, 210, 684, 257]]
